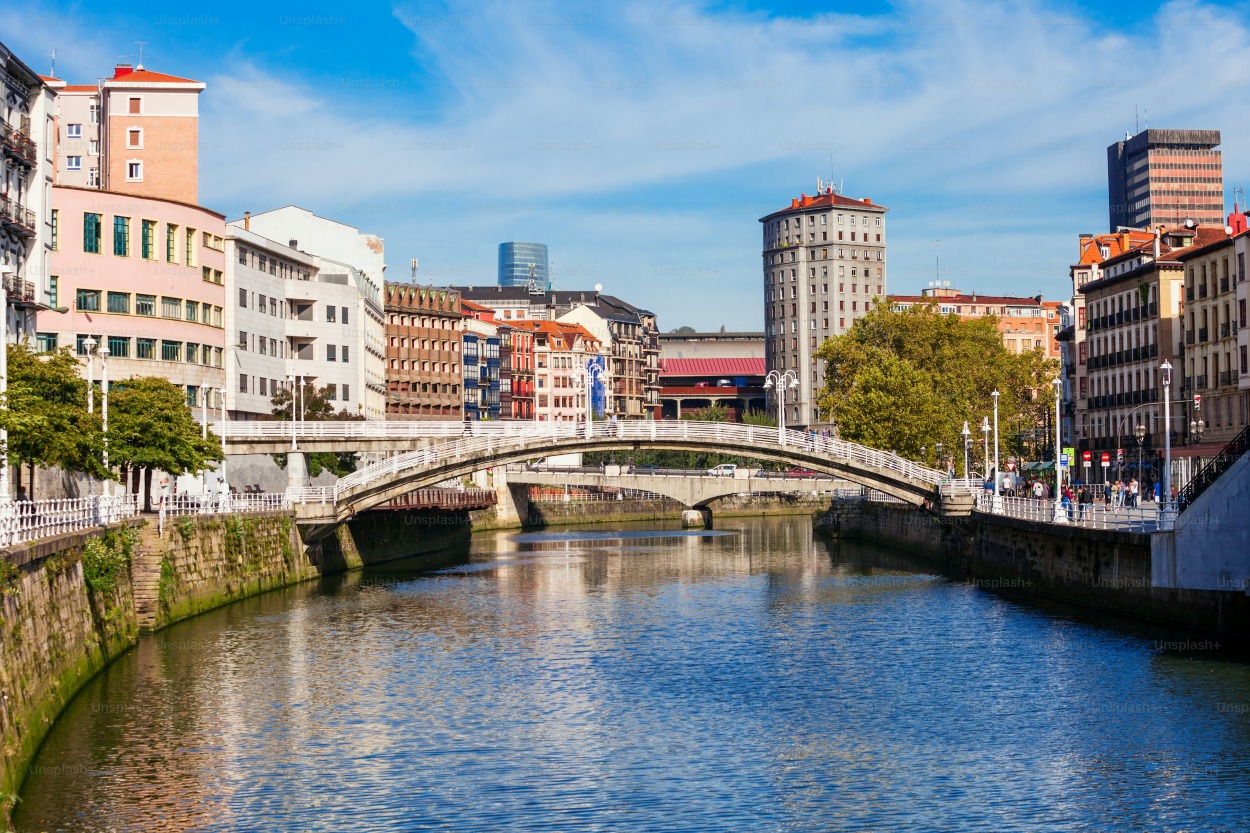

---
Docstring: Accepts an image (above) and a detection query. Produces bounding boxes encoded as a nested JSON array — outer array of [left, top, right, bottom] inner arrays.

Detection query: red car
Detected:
[[787, 467, 818, 478]]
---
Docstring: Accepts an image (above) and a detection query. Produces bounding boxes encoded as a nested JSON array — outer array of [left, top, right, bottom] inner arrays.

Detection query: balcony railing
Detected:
[[1198, 327, 1209, 343], [1196, 374, 1208, 389], [0, 194, 36, 237], [1, 272, 34, 303], [1177, 424, 1250, 515], [1220, 277, 1230, 294], [1199, 284, 1208, 299], [1220, 370, 1234, 386], [1220, 322, 1231, 339], [1186, 287, 1195, 301], [1186, 331, 1195, 345]]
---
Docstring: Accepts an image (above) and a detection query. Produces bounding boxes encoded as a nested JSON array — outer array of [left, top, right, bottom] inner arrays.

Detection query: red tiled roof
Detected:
[[889, 294, 1051, 307], [660, 358, 766, 377], [1076, 231, 1154, 265], [62, 85, 98, 92], [106, 69, 201, 85], [761, 191, 887, 220]]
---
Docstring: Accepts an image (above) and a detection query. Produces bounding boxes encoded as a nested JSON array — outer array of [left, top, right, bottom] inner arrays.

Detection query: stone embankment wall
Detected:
[[0, 508, 470, 822], [472, 493, 835, 530], [817, 500, 1250, 639]]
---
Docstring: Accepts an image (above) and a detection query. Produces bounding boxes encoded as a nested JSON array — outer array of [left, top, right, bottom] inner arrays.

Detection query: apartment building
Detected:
[[44, 63, 206, 203], [37, 185, 227, 405], [456, 286, 660, 418], [2, 42, 57, 343], [224, 226, 370, 419], [760, 186, 887, 428], [513, 320, 604, 422], [383, 283, 462, 420], [1238, 224, 1250, 405], [1176, 212, 1250, 447], [242, 207, 386, 419], [1079, 224, 1227, 455], [499, 323, 535, 419], [462, 311, 501, 421]]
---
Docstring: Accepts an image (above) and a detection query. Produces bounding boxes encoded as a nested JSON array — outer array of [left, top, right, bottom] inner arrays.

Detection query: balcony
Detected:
[[1149, 343, 1158, 358], [1220, 370, 1234, 386], [1, 272, 34, 304], [1199, 284, 1209, 299], [1198, 327, 1209, 343], [0, 194, 36, 238], [1186, 287, 1195, 302], [1185, 331, 1195, 345], [1220, 322, 1231, 339], [1221, 277, 1230, 294], [1196, 374, 1208, 389]]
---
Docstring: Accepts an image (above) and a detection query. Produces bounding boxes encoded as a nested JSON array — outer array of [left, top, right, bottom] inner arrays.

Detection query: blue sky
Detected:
[[7, 0, 1250, 329]]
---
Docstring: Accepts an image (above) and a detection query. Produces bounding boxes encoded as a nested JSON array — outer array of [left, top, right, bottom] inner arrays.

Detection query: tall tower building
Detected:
[[760, 186, 888, 428], [498, 242, 549, 289], [1107, 129, 1223, 232]]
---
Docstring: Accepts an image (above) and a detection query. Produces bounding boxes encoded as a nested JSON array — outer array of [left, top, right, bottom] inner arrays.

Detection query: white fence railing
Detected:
[[286, 421, 958, 513], [0, 494, 139, 548], [974, 492, 1167, 532], [160, 492, 291, 518]]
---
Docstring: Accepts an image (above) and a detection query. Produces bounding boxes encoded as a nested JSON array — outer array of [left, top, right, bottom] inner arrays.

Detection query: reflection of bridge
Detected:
[[508, 466, 855, 508], [267, 421, 976, 538]]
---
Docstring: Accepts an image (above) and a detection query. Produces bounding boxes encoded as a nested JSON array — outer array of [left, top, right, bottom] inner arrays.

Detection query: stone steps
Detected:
[[131, 524, 167, 630]]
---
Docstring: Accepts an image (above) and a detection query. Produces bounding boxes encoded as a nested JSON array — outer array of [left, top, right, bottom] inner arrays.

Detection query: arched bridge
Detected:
[[283, 421, 977, 536]]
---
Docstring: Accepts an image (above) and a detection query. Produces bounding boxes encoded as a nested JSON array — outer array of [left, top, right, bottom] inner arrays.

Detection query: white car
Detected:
[[707, 464, 737, 477]]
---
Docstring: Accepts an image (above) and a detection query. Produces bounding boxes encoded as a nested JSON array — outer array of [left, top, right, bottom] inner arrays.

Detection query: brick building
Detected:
[[383, 284, 462, 419]]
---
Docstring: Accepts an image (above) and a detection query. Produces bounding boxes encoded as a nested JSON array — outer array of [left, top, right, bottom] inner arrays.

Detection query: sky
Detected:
[[6, 0, 1250, 330]]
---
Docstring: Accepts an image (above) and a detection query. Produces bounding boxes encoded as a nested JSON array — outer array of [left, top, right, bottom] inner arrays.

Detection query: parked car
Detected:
[[787, 467, 818, 478], [708, 464, 737, 477]]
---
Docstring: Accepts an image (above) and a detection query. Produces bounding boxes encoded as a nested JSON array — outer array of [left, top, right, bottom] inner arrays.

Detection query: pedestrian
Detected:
[[1077, 484, 1091, 521], [1153, 481, 1161, 504], [1032, 479, 1045, 500], [1129, 477, 1139, 509], [1111, 479, 1122, 509], [1104, 483, 1112, 509]]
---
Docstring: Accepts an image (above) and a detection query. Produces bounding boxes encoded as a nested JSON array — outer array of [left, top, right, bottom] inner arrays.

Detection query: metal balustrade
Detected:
[[974, 492, 1164, 532], [0, 494, 139, 548], [279, 421, 962, 511], [160, 492, 291, 518]]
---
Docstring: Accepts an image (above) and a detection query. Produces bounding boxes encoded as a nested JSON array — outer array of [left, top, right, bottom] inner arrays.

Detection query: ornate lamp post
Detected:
[[575, 360, 610, 439], [991, 389, 1002, 511], [1135, 423, 1146, 495], [981, 416, 991, 481], [1161, 360, 1172, 515], [99, 346, 110, 498], [763, 370, 799, 447], [1052, 376, 1065, 522]]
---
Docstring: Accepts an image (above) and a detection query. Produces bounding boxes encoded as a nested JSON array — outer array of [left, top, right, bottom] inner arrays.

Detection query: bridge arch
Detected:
[[291, 422, 973, 533]]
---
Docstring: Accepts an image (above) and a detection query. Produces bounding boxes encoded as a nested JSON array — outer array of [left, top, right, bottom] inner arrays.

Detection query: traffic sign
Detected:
[[1060, 454, 1069, 466], [1082, 450, 1093, 462], [1100, 451, 1110, 467], [1194, 394, 1202, 411]]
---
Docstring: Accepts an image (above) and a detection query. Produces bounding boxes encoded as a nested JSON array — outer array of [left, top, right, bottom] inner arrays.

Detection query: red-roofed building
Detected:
[[511, 320, 606, 422], [761, 185, 888, 428], [44, 62, 206, 203], [657, 331, 766, 420], [889, 287, 1065, 358]]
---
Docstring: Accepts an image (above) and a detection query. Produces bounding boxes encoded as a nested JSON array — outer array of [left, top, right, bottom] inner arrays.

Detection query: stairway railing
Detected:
[[1177, 424, 1250, 514]]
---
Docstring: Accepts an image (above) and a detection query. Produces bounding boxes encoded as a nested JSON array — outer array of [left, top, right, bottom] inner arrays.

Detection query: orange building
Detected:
[[889, 287, 1064, 358]]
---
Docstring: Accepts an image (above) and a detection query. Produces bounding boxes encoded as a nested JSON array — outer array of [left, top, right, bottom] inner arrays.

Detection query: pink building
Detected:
[[36, 185, 226, 406]]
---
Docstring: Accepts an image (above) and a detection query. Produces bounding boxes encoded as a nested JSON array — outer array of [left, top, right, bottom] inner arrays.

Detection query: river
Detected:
[[15, 516, 1250, 832]]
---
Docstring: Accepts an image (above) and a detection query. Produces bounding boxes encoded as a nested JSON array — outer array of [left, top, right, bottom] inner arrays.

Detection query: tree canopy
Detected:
[[0, 344, 108, 483], [815, 303, 1059, 472], [108, 376, 224, 478], [270, 382, 364, 477]]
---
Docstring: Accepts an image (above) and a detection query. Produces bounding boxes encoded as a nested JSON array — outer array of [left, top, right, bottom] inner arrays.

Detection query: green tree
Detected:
[[0, 344, 107, 496], [108, 376, 224, 510], [815, 302, 1058, 473], [742, 408, 776, 427], [269, 381, 364, 477]]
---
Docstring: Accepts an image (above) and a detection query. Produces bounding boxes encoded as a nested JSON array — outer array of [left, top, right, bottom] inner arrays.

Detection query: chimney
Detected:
[[243, 211, 250, 230], [1228, 206, 1248, 236], [1153, 228, 1161, 260], [113, 63, 134, 79], [289, 239, 298, 250], [862, 197, 871, 204]]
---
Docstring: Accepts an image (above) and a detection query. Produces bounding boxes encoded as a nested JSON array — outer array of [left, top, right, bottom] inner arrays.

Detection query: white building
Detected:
[[2, 42, 57, 342], [760, 186, 888, 428], [237, 207, 387, 419]]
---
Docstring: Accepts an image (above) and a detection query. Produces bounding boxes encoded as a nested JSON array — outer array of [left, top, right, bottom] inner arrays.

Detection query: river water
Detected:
[[15, 516, 1250, 832]]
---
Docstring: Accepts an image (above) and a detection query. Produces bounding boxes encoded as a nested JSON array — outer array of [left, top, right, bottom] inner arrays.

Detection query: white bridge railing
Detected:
[[286, 421, 961, 512], [975, 492, 1165, 532], [0, 494, 140, 548]]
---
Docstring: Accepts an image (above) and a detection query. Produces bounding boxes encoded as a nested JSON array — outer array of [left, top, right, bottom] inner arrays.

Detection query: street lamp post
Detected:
[[764, 370, 799, 446], [83, 336, 97, 496], [100, 347, 110, 498], [961, 421, 971, 483], [1135, 423, 1146, 497], [1052, 377, 1065, 522], [981, 416, 991, 480], [935, 441, 944, 475], [575, 361, 609, 440], [1161, 360, 1172, 516], [991, 389, 1002, 511]]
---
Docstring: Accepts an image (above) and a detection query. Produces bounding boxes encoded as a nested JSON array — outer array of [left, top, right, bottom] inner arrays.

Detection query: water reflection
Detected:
[[16, 516, 1250, 833]]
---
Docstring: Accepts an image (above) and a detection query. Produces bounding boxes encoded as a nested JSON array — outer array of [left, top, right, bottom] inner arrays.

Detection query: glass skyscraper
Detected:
[[498, 242, 550, 289]]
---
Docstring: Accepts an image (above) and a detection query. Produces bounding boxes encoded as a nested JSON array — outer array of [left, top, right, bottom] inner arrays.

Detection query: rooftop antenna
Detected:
[[1143, 106, 1148, 131], [935, 239, 940, 283], [134, 41, 147, 70], [409, 257, 418, 285], [48, 48, 60, 77], [1135, 105, 1139, 136]]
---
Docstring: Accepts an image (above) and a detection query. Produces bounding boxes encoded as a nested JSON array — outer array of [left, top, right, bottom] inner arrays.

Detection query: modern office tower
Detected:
[[498, 242, 549, 289], [1107, 129, 1223, 232], [760, 186, 888, 428]]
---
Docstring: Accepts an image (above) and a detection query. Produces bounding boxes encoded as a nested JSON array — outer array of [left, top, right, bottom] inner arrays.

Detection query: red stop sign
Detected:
[[1100, 452, 1110, 463], [1082, 450, 1092, 462]]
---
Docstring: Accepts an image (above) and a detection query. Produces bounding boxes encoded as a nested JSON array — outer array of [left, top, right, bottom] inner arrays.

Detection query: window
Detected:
[[259, 377, 268, 396], [107, 336, 130, 358], [185, 228, 196, 266], [75, 334, 102, 355], [47, 276, 58, 307], [161, 341, 181, 362], [89, 139, 99, 156], [342, 345, 349, 363], [127, 128, 142, 148], [106, 292, 130, 314], [136, 294, 155, 316], [239, 375, 248, 394], [50, 209, 58, 251], [325, 384, 337, 400], [342, 384, 350, 402], [186, 343, 199, 364], [326, 306, 336, 323], [83, 213, 102, 253], [185, 301, 199, 322], [126, 161, 142, 182], [186, 386, 199, 408], [36, 333, 57, 352], [161, 297, 181, 318], [87, 168, 99, 187], [128, 97, 141, 114], [342, 306, 349, 324], [136, 338, 155, 359], [113, 216, 130, 256], [89, 103, 99, 124], [327, 344, 337, 362], [75, 289, 101, 311], [67, 155, 82, 171], [166, 224, 178, 262], [258, 294, 267, 312], [141, 220, 155, 259]]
